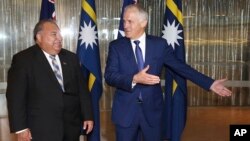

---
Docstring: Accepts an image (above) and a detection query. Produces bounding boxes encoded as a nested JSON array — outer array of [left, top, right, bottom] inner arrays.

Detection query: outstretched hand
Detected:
[[133, 65, 160, 85], [210, 79, 232, 97]]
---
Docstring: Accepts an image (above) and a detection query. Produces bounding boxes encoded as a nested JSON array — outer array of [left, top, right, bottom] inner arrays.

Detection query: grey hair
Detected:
[[33, 19, 58, 41], [124, 4, 148, 22]]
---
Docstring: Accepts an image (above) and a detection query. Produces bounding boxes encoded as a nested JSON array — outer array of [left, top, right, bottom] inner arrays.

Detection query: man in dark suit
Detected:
[[104, 4, 232, 141], [6, 19, 94, 141]]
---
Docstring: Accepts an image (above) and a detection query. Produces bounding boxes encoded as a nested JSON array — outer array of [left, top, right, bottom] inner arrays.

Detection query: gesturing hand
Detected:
[[210, 79, 232, 97], [133, 65, 160, 85]]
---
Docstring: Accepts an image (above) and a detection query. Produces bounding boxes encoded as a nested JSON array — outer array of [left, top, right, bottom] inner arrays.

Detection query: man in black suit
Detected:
[[6, 19, 94, 141]]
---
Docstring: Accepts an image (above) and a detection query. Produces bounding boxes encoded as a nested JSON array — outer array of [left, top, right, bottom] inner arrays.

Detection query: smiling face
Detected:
[[36, 22, 62, 55], [123, 6, 148, 40]]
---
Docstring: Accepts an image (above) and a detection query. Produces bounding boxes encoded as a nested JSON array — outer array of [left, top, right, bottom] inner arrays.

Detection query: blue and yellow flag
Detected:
[[76, 0, 102, 141], [117, 0, 138, 38], [162, 0, 187, 141], [39, 0, 56, 20]]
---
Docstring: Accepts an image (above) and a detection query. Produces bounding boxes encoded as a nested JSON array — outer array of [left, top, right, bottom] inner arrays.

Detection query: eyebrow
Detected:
[[50, 31, 58, 34]]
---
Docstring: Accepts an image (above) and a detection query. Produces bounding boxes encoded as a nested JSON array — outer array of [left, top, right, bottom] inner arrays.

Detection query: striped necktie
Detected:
[[50, 55, 65, 92]]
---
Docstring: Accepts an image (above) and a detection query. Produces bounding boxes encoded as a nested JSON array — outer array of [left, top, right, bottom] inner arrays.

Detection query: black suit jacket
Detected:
[[6, 44, 93, 141]]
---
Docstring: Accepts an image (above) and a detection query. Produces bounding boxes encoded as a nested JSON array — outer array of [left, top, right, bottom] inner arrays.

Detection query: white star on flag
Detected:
[[78, 21, 98, 49], [162, 20, 183, 49]]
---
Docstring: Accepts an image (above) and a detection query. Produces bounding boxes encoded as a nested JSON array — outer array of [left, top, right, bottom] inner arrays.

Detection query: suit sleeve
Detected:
[[6, 55, 29, 133], [104, 42, 134, 92], [75, 56, 94, 121], [162, 42, 214, 90]]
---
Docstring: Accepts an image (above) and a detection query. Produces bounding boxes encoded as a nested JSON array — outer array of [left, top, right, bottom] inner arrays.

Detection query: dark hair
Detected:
[[33, 19, 58, 41]]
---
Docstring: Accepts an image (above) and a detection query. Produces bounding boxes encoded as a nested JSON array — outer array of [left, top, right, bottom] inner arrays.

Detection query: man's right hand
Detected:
[[17, 129, 32, 141], [133, 65, 160, 85]]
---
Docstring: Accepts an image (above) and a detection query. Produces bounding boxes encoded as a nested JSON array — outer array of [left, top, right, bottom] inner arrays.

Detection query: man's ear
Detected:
[[36, 33, 42, 42], [141, 20, 148, 28]]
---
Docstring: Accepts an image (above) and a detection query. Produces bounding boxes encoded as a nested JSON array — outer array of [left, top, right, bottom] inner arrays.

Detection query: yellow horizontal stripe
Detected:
[[82, 0, 97, 24], [166, 0, 183, 25]]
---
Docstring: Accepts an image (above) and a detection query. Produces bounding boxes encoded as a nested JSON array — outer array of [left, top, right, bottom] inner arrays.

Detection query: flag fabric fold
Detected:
[[161, 0, 187, 141], [39, 0, 56, 20], [76, 0, 102, 141], [117, 0, 138, 38]]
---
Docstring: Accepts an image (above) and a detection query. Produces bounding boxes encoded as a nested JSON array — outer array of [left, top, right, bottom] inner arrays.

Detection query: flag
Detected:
[[161, 0, 187, 141], [39, 0, 56, 20], [117, 0, 138, 38], [76, 0, 102, 141]]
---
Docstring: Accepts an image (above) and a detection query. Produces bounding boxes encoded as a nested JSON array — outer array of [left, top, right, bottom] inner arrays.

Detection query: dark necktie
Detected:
[[134, 40, 144, 71], [50, 55, 65, 92], [134, 40, 144, 102]]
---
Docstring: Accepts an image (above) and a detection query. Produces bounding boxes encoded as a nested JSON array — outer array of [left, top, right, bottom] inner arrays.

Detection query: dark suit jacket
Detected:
[[104, 35, 214, 128], [6, 44, 93, 141]]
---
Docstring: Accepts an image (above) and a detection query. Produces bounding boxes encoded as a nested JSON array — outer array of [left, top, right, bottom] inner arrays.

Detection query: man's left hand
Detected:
[[210, 79, 232, 97], [83, 120, 94, 134]]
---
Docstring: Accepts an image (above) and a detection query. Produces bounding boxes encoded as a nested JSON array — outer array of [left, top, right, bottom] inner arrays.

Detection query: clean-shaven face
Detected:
[[36, 22, 63, 55], [123, 7, 147, 40]]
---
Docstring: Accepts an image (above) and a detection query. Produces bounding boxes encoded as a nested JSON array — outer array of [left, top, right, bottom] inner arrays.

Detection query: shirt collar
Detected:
[[42, 50, 59, 60], [131, 32, 146, 43]]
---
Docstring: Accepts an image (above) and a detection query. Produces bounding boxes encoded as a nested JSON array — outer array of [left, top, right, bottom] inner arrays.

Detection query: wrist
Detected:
[[15, 128, 28, 134], [132, 75, 137, 84]]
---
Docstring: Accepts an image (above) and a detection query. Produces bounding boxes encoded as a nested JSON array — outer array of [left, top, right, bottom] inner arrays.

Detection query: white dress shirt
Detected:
[[43, 51, 63, 78], [131, 33, 146, 63]]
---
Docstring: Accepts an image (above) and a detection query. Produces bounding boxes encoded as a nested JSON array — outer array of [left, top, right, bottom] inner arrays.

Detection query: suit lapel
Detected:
[[33, 45, 64, 91], [58, 51, 70, 89], [122, 38, 139, 72], [144, 35, 154, 67], [125, 35, 155, 70]]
